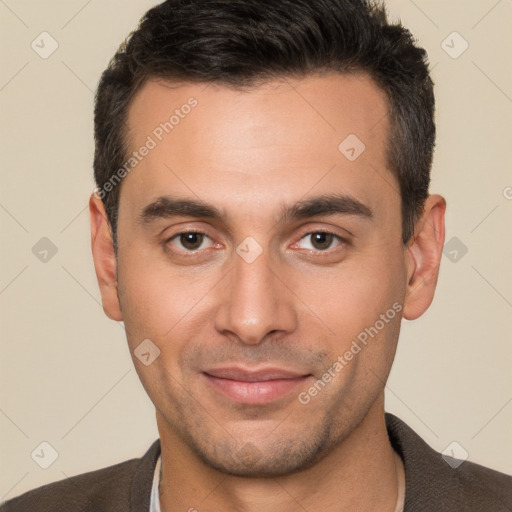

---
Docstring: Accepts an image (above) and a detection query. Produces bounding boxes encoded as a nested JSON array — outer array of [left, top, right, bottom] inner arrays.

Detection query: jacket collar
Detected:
[[129, 413, 501, 511], [130, 438, 161, 512]]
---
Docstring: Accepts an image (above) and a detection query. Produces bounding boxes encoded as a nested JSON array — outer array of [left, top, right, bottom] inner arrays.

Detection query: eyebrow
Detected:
[[139, 193, 373, 226], [277, 194, 373, 223]]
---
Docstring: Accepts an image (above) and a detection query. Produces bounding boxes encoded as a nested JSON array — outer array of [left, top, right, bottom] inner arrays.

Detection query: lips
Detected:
[[202, 367, 312, 404]]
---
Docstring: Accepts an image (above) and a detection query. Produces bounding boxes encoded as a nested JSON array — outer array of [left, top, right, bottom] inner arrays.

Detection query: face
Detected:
[[92, 73, 429, 477]]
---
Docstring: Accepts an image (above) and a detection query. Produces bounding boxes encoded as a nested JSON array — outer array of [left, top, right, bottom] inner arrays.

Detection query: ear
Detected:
[[89, 192, 123, 321], [402, 194, 446, 320]]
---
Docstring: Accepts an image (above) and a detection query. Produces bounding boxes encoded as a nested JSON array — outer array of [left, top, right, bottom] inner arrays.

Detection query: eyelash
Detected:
[[164, 229, 347, 256]]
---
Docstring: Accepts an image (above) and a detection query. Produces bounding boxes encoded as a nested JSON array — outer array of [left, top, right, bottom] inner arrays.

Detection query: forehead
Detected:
[[121, 73, 395, 224], [127, 72, 389, 149]]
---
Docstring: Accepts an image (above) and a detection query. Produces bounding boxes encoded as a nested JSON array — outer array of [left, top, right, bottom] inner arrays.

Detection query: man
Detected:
[[2, 0, 511, 511]]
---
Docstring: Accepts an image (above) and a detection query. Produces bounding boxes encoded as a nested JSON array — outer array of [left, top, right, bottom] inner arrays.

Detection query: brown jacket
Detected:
[[2, 413, 511, 511]]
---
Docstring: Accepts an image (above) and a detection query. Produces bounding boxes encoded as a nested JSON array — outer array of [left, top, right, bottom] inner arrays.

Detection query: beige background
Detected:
[[1, 0, 511, 502]]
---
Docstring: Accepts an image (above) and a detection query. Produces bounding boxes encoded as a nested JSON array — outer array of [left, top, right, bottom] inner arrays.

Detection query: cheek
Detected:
[[116, 247, 205, 344], [299, 251, 404, 322], [116, 251, 215, 397], [289, 246, 406, 368]]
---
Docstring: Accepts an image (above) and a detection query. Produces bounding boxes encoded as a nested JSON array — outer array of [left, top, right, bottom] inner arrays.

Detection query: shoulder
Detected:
[[454, 457, 512, 509], [385, 413, 512, 511], [0, 440, 160, 512]]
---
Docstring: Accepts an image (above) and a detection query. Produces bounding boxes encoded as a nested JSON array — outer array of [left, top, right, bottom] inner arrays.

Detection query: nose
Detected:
[[214, 247, 297, 345]]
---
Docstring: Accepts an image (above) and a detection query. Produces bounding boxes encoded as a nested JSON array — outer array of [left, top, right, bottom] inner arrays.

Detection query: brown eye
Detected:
[[297, 232, 341, 251], [166, 232, 213, 253], [310, 232, 334, 250], [178, 233, 205, 250]]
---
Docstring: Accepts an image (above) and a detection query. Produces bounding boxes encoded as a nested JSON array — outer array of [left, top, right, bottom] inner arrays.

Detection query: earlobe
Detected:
[[402, 194, 446, 320], [89, 192, 123, 321]]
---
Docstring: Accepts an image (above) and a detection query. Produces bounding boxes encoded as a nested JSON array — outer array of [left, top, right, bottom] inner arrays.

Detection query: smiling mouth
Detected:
[[202, 367, 313, 404]]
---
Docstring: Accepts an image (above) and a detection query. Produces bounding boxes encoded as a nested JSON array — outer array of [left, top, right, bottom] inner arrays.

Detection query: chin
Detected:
[[186, 426, 334, 478]]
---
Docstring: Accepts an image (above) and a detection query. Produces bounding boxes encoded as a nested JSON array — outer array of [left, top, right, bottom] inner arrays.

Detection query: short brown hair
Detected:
[[94, 0, 435, 251]]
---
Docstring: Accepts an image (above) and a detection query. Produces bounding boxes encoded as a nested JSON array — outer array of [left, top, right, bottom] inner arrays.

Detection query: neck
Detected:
[[157, 396, 402, 512]]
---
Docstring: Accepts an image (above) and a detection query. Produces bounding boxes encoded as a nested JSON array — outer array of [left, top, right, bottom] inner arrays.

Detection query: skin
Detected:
[[89, 73, 445, 511]]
